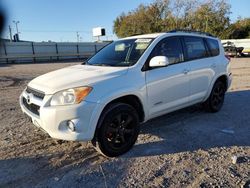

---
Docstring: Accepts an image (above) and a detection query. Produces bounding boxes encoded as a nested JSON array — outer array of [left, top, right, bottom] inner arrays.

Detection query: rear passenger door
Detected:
[[182, 36, 216, 103]]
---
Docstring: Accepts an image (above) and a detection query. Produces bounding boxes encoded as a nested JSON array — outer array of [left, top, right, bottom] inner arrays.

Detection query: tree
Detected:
[[113, 0, 232, 39], [227, 18, 250, 39], [113, 0, 170, 38], [191, 0, 231, 38]]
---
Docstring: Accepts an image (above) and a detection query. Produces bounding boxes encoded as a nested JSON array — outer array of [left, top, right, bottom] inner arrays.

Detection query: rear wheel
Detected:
[[92, 103, 140, 157], [203, 80, 226, 112]]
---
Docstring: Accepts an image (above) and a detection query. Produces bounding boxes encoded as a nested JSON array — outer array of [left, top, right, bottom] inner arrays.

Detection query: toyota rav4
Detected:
[[20, 30, 232, 157]]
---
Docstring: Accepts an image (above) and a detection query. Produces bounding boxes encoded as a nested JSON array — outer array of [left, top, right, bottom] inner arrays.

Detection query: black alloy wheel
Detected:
[[93, 103, 140, 157], [204, 80, 226, 112]]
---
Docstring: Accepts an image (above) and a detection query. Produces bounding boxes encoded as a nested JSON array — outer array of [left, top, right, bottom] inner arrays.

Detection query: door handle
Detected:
[[183, 69, 189, 74], [211, 63, 216, 68]]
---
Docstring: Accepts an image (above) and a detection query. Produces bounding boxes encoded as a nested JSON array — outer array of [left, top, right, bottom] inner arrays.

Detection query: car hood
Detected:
[[28, 64, 128, 94]]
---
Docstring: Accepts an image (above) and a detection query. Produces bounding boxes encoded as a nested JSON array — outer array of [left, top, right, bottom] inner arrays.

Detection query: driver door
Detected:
[[145, 37, 190, 118]]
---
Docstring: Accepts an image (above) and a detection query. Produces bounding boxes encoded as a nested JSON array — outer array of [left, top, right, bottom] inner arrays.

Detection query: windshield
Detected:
[[86, 38, 153, 67]]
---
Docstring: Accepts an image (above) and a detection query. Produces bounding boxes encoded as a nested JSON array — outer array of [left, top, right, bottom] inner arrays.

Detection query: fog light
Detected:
[[67, 120, 75, 132]]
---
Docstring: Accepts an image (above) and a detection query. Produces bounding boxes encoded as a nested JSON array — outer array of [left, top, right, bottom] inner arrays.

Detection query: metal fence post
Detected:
[[55, 43, 59, 61], [3, 42, 8, 63], [94, 44, 97, 54], [31, 42, 36, 63], [76, 43, 79, 59]]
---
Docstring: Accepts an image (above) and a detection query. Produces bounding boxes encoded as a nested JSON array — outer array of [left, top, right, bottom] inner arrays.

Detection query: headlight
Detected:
[[50, 87, 92, 106]]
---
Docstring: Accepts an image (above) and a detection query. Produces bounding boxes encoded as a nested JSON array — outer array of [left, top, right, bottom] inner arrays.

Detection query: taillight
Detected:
[[225, 55, 231, 61]]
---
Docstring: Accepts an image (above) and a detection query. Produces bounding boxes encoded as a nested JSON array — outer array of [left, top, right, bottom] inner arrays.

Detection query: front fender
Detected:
[[97, 86, 148, 119], [86, 87, 148, 140]]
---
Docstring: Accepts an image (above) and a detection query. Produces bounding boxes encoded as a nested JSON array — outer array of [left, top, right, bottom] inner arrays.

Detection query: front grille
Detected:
[[22, 97, 40, 116], [26, 87, 45, 99]]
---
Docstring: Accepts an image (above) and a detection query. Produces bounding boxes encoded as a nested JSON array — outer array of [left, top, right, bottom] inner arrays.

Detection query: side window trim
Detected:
[[141, 35, 219, 72], [203, 38, 213, 57], [180, 36, 188, 62]]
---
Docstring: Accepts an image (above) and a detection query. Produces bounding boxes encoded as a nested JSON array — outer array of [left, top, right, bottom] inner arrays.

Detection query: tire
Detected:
[[92, 103, 140, 157], [203, 80, 226, 113]]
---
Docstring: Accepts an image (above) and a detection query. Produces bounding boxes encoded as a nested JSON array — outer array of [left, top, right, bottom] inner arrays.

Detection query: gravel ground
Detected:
[[0, 59, 249, 188]]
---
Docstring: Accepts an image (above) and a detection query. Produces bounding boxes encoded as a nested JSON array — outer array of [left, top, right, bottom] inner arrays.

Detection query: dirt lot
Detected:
[[0, 59, 249, 188]]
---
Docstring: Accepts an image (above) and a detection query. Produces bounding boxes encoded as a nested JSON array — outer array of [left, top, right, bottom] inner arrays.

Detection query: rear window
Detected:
[[184, 37, 208, 60], [206, 38, 220, 56]]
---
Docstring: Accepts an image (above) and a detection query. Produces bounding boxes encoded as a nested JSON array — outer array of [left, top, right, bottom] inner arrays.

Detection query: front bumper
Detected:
[[20, 89, 99, 141]]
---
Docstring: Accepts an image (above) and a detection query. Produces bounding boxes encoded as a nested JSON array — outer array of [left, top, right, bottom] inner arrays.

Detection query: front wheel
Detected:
[[92, 103, 140, 157], [203, 80, 226, 113]]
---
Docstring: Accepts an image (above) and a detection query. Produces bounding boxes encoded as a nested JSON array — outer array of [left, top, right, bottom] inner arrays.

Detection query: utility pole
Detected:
[[76, 32, 79, 42], [13, 20, 20, 42], [13, 20, 20, 34], [8, 25, 13, 42]]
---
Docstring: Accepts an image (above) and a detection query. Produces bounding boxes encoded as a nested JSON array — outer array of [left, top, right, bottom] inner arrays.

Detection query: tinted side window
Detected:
[[184, 37, 208, 60], [151, 37, 183, 65], [206, 38, 220, 56]]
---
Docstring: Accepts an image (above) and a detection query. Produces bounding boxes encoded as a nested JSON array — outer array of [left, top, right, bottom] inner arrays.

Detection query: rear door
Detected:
[[145, 37, 190, 118], [182, 36, 216, 103]]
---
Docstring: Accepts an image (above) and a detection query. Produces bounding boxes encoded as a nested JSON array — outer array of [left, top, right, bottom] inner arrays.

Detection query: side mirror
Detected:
[[149, 56, 169, 68]]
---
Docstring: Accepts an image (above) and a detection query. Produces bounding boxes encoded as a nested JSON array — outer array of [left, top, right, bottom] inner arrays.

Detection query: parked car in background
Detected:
[[223, 41, 244, 57], [242, 48, 250, 57], [20, 30, 232, 157]]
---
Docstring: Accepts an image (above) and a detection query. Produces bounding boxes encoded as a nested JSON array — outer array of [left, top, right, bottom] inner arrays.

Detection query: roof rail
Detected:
[[167, 29, 216, 37]]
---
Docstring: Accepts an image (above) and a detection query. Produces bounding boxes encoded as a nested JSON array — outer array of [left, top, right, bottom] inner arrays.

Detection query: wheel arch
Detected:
[[100, 94, 145, 123], [204, 74, 229, 102], [216, 74, 228, 89], [91, 94, 145, 143]]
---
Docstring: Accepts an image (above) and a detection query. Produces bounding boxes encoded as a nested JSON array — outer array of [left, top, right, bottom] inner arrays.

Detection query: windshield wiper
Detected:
[[88, 63, 113, 67]]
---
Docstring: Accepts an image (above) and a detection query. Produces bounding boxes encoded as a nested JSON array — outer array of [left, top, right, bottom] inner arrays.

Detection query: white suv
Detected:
[[20, 31, 232, 157]]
